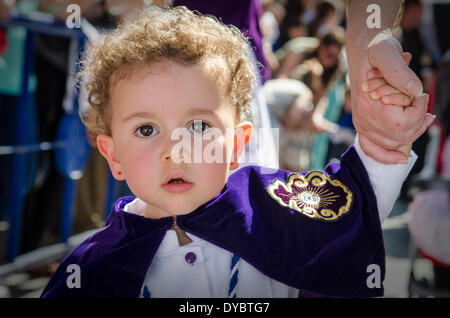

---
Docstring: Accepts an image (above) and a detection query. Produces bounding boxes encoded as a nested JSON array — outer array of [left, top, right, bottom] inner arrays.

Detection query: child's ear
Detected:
[[97, 134, 125, 181], [230, 121, 253, 171]]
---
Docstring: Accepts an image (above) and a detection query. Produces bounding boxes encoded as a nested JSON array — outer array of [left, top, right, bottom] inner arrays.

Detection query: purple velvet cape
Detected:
[[41, 146, 385, 298], [172, 0, 270, 82]]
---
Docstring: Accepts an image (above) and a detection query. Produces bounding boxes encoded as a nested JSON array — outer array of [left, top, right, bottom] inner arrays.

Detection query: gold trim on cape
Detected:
[[267, 171, 353, 221]]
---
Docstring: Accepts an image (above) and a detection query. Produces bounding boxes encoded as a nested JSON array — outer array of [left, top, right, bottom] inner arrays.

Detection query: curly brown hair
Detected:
[[78, 5, 256, 142]]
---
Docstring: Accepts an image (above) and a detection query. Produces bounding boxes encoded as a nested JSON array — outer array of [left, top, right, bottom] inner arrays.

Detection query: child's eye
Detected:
[[188, 120, 211, 134], [135, 124, 158, 137]]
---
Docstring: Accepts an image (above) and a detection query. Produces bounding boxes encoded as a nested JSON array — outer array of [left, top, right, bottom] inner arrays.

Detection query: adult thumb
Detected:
[[369, 45, 423, 97]]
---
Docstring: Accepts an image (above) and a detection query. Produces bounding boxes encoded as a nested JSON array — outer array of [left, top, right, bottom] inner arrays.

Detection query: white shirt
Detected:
[[124, 135, 417, 298]]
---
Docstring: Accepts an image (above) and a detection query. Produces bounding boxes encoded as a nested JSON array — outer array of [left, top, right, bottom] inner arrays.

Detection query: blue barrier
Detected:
[[0, 13, 116, 274], [6, 27, 35, 263]]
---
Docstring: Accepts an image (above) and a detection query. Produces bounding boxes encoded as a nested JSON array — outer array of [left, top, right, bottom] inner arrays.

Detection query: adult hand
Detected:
[[350, 30, 434, 164]]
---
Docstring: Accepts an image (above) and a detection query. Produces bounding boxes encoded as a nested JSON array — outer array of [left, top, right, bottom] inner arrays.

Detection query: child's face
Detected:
[[97, 60, 251, 219]]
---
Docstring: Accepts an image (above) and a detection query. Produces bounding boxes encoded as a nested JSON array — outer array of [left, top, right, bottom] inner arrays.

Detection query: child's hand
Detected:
[[360, 69, 413, 107], [359, 65, 417, 158]]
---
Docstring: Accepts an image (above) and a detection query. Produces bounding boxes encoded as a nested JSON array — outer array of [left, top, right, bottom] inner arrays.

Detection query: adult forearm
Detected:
[[346, 0, 401, 81], [346, 0, 414, 157], [346, 0, 400, 41]]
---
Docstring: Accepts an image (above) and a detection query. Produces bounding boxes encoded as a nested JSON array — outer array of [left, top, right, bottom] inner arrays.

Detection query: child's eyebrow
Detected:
[[186, 108, 217, 117], [122, 111, 157, 123], [121, 108, 217, 123]]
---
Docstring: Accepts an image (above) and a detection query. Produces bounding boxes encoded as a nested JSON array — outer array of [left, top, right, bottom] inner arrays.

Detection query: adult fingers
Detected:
[[365, 52, 411, 80], [368, 39, 423, 97]]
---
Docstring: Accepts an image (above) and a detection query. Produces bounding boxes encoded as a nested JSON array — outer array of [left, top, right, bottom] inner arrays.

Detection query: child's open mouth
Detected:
[[162, 177, 193, 193], [168, 178, 186, 184]]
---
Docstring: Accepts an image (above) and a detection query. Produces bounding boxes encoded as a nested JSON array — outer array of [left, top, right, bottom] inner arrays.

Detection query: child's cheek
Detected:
[[198, 131, 233, 164], [196, 137, 230, 182], [195, 160, 229, 195], [122, 145, 157, 177]]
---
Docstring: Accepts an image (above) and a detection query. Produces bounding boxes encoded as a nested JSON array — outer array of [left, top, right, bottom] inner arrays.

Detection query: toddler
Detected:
[[42, 6, 419, 298]]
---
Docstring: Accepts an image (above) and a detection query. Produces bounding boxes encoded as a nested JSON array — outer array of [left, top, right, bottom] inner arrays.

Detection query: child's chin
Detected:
[[165, 204, 200, 216], [164, 195, 217, 216]]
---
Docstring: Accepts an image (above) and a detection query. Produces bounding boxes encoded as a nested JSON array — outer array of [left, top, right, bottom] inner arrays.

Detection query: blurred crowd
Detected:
[[0, 0, 449, 294]]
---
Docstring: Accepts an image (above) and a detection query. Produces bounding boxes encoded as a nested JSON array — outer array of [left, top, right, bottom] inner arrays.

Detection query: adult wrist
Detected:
[[345, 0, 404, 29]]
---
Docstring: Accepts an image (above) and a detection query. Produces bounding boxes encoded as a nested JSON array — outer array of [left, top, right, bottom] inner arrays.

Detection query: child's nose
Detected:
[[160, 136, 183, 163], [161, 129, 193, 164], [160, 143, 174, 162], [161, 147, 186, 164]]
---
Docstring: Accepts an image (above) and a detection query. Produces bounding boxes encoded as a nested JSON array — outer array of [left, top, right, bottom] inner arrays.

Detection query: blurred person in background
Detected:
[[263, 78, 315, 170], [275, 29, 348, 170], [15, 0, 117, 253], [275, 0, 309, 50], [308, 0, 339, 38], [21, 0, 72, 253], [286, 28, 346, 105], [325, 74, 355, 163], [260, 0, 285, 73], [395, 0, 435, 91], [433, 2, 450, 59]]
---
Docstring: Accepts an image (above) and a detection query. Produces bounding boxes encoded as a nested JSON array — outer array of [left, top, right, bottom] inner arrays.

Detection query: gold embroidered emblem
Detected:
[[267, 171, 353, 221]]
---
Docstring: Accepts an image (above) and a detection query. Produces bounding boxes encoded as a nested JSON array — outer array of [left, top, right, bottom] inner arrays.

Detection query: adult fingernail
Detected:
[[406, 80, 422, 96], [382, 96, 389, 104]]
